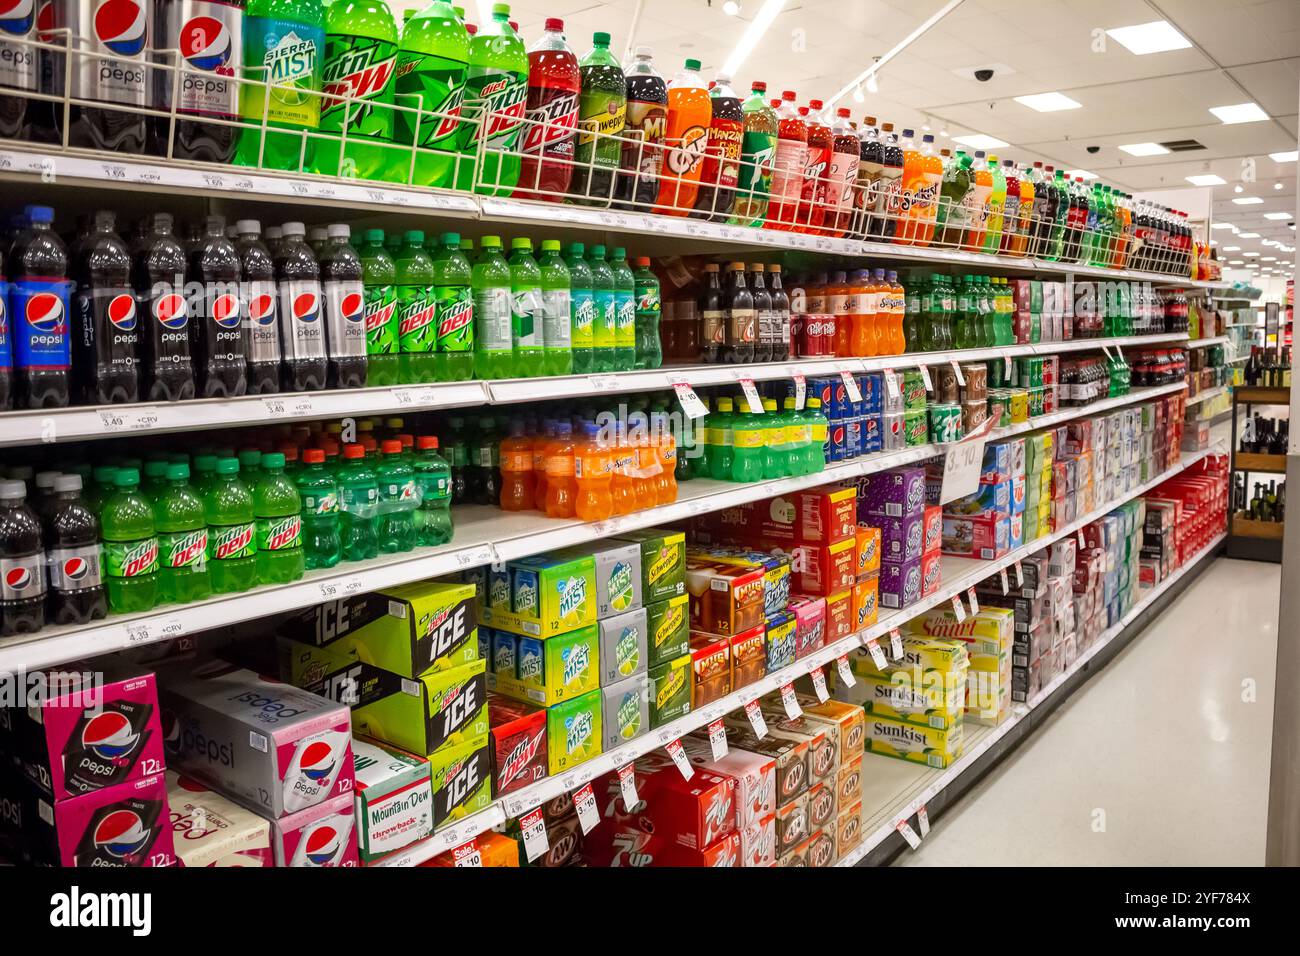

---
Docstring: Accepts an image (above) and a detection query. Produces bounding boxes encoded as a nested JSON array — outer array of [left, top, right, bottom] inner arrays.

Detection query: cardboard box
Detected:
[[601, 673, 651, 749], [597, 606, 648, 683], [857, 467, 926, 518], [644, 594, 691, 667], [680, 737, 776, 829], [826, 589, 854, 642], [572, 540, 642, 618], [685, 558, 766, 636], [765, 611, 797, 672], [837, 801, 863, 857], [729, 623, 767, 690], [487, 694, 548, 796], [864, 712, 964, 769], [545, 690, 603, 775], [740, 813, 777, 867], [790, 595, 827, 659], [426, 733, 493, 830], [485, 552, 597, 638], [167, 772, 273, 867], [855, 524, 882, 577], [852, 575, 879, 631], [266, 790, 359, 867], [648, 655, 692, 727], [350, 738, 433, 862], [612, 528, 687, 602], [791, 537, 857, 595], [774, 792, 810, 856], [488, 624, 600, 707]]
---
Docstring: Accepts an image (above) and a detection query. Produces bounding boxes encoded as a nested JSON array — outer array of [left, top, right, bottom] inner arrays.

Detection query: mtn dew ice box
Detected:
[[599, 607, 648, 683], [645, 594, 690, 667], [602, 674, 650, 749], [426, 732, 493, 830], [351, 738, 434, 862], [612, 528, 686, 602], [547, 689, 603, 774], [489, 623, 599, 706], [648, 654, 692, 728], [485, 552, 596, 637]]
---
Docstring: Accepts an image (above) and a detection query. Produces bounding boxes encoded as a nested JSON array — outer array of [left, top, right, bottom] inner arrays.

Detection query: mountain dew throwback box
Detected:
[[645, 594, 690, 667], [598, 607, 648, 683], [487, 624, 600, 706], [484, 552, 597, 637], [602, 674, 651, 749], [351, 738, 434, 862], [613, 528, 687, 602], [278, 581, 478, 678], [547, 690, 603, 774], [427, 733, 493, 830]]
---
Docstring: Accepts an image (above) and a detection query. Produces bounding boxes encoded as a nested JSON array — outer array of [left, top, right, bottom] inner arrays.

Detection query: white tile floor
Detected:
[[896, 557, 1281, 867]]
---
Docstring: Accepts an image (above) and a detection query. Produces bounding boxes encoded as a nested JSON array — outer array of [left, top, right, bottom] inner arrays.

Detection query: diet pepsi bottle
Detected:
[[274, 222, 326, 392], [188, 214, 246, 396], [152, 0, 244, 161], [0, 0, 39, 139], [44, 474, 107, 626], [0, 480, 45, 635], [133, 212, 195, 401], [320, 223, 366, 390], [233, 219, 281, 394], [72, 210, 140, 404], [6, 205, 70, 408], [59, 0, 153, 152]]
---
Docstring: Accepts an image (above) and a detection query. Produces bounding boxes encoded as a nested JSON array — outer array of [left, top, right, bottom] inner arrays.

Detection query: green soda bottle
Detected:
[[904, 277, 923, 352], [508, 238, 545, 377], [338, 443, 380, 560], [396, 231, 438, 383], [155, 464, 212, 605], [572, 32, 626, 204], [473, 236, 514, 379], [101, 469, 160, 614], [685, 394, 709, 480], [632, 256, 661, 370], [253, 453, 304, 584], [731, 406, 764, 482], [376, 440, 418, 552], [564, 242, 595, 373], [456, 4, 528, 195], [142, 459, 169, 501], [413, 435, 453, 546], [206, 458, 257, 594], [708, 396, 735, 481], [610, 247, 636, 371], [360, 229, 401, 386], [804, 397, 826, 474], [85, 465, 119, 514], [238, 449, 262, 482], [783, 397, 806, 477], [538, 240, 573, 377], [587, 244, 616, 372], [297, 448, 342, 570], [761, 397, 783, 479], [394, 1, 470, 188], [432, 232, 475, 382]]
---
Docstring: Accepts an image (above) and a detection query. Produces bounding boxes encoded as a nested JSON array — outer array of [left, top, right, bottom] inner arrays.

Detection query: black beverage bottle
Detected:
[[233, 219, 282, 395], [72, 211, 140, 405], [134, 212, 195, 402], [768, 264, 790, 362], [877, 122, 903, 240], [723, 262, 755, 365], [0, 5, 37, 139], [698, 263, 724, 364], [274, 222, 327, 392], [188, 215, 246, 397], [0, 479, 45, 635], [749, 263, 773, 363], [44, 474, 107, 626], [152, 0, 244, 162], [320, 223, 367, 389], [7, 205, 71, 409], [694, 74, 743, 221], [617, 45, 667, 210]]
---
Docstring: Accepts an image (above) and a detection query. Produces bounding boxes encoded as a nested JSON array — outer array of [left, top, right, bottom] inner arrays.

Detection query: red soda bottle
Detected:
[[516, 18, 580, 200], [825, 108, 860, 237], [767, 91, 807, 231], [797, 101, 832, 233]]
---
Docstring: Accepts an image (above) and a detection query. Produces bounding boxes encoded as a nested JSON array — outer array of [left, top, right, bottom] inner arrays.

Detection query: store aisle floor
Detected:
[[896, 557, 1280, 867]]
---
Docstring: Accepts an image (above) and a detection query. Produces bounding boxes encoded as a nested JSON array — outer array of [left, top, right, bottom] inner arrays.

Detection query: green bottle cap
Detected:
[[93, 465, 118, 484], [239, 450, 261, 468], [685, 58, 701, 71], [481, 235, 501, 248], [613, 246, 626, 258], [594, 31, 610, 45], [364, 228, 383, 242], [511, 237, 532, 250], [404, 229, 425, 244], [493, 3, 510, 18], [262, 453, 285, 469], [590, 244, 605, 256], [216, 457, 240, 475], [442, 231, 460, 246], [541, 239, 560, 252], [569, 241, 585, 254], [144, 460, 169, 479], [166, 463, 190, 480], [113, 468, 140, 488], [194, 455, 217, 473]]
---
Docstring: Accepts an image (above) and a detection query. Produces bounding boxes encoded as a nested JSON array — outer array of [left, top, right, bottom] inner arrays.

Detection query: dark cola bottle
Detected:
[[188, 215, 246, 397], [320, 224, 367, 389], [0, 479, 45, 635], [72, 211, 140, 405], [44, 474, 107, 626], [134, 212, 195, 401], [274, 222, 327, 391], [7, 205, 71, 408], [233, 220, 282, 395]]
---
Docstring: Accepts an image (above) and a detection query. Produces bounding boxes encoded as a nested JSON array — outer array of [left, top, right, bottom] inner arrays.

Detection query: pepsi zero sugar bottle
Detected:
[[188, 215, 246, 397], [234, 219, 282, 395], [7, 205, 71, 408], [0, 480, 45, 635], [133, 212, 195, 402], [44, 474, 108, 626], [72, 211, 140, 405], [320, 224, 367, 389], [153, 0, 244, 162], [275, 222, 327, 391]]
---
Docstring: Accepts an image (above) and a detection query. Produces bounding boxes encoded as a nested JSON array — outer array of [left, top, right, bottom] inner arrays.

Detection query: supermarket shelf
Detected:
[[1186, 385, 1228, 407], [373, 439, 1225, 868], [0, 381, 1189, 675], [1186, 335, 1229, 348], [1234, 452, 1287, 474], [1234, 385, 1290, 405], [836, 528, 1228, 868]]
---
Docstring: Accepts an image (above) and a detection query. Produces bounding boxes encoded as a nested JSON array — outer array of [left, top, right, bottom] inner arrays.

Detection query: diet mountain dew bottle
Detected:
[[254, 453, 304, 584], [206, 458, 258, 594], [155, 464, 212, 605], [395, 1, 470, 188], [237, 0, 327, 172], [432, 232, 474, 381], [456, 4, 528, 195], [396, 231, 438, 383], [538, 239, 572, 376], [101, 470, 160, 614], [360, 229, 400, 386], [313, 0, 400, 181]]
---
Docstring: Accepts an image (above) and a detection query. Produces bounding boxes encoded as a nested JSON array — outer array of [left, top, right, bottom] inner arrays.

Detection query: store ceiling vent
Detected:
[[1160, 139, 1206, 152]]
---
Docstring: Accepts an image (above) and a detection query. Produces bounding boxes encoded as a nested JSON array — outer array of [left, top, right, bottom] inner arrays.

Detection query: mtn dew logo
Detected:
[[435, 287, 473, 352], [211, 522, 255, 560], [398, 292, 437, 351], [106, 537, 159, 579], [565, 710, 593, 754], [557, 575, 587, 622], [241, 20, 324, 128], [463, 71, 526, 149], [393, 49, 466, 148], [258, 516, 302, 551], [163, 530, 208, 569], [561, 643, 589, 686], [364, 289, 398, 354], [608, 561, 634, 612], [320, 34, 396, 136]]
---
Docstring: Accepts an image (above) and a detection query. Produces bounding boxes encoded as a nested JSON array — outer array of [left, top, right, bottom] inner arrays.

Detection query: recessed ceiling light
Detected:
[[952, 134, 1008, 150], [1066, 169, 1098, 180], [1270, 150, 1298, 162], [1223, 246, 1241, 252], [1274, 182, 1284, 190], [1186, 173, 1226, 186], [1244, 251, 1260, 257], [723, 0, 741, 15], [1264, 212, 1292, 220], [1263, 257, 1278, 262], [1233, 196, 1264, 205], [1119, 142, 1170, 156], [1210, 222, 1237, 230], [1229, 260, 1244, 265], [1239, 232, 1260, 238], [1013, 92, 1082, 112], [1209, 102, 1269, 124], [1105, 20, 1192, 55]]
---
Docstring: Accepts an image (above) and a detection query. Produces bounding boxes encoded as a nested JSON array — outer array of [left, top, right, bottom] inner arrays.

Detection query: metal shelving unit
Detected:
[[1228, 384, 1289, 562]]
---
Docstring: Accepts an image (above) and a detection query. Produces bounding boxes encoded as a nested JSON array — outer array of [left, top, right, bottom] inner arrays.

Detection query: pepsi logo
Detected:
[[248, 293, 276, 326], [293, 291, 320, 324], [179, 15, 230, 72], [0, 0, 35, 36], [93, 808, 151, 859], [62, 556, 89, 580], [153, 292, 187, 329], [81, 710, 140, 760], [303, 824, 342, 866], [4, 566, 32, 591], [107, 293, 136, 331], [93, 0, 147, 58], [35, 0, 53, 39], [298, 740, 336, 784], [340, 291, 363, 324], [211, 292, 240, 328], [25, 291, 63, 332]]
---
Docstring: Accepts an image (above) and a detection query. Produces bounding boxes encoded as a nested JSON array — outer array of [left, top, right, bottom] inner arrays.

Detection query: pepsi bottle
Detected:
[[152, 0, 244, 161], [188, 214, 246, 397], [274, 222, 326, 392], [44, 474, 107, 626], [233, 219, 281, 394], [320, 223, 366, 390], [59, 0, 153, 153], [6, 205, 70, 409], [133, 212, 195, 401], [0, 479, 44, 635], [0, 0, 39, 139], [0, 265, 11, 410], [72, 210, 140, 404]]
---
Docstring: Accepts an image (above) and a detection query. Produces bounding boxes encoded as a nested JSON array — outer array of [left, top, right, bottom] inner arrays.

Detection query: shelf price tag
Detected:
[[589, 375, 621, 392], [780, 682, 801, 719], [966, 587, 980, 615], [836, 654, 857, 687], [951, 593, 966, 622], [950, 359, 966, 388], [889, 628, 903, 660], [999, 568, 1009, 595], [1077, 528, 1087, 549], [883, 367, 901, 400], [896, 817, 923, 850], [572, 784, 599, 835], [840, 370, 862, 403], [1004, 355, 1013, 380], [744, 699, 768, 739], [917, 364, 933, 392], [793, 373, 807, 410], [1014, 560, 1024, 587], [865, 637, 888, 670], [617, 763, 639, 810], [810, 667, 830, 702], [672, 381, 709, 419], [451, 840, 482, 867], [709, 719, 728, 761], [664, 739, 694, 781], [738, 377, 764, 413], [917, 805, 931, 838], [519, 808, 548, 862], [938, 416, 995, 505]]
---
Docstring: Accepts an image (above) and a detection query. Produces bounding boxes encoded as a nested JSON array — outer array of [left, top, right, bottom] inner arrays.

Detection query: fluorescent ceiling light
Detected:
[[1065, 169, 1098, 180], [1244, 252, 1260, 257], [952, 134, 1008, 150], [1239, 232, 1260, 238], [1233, 197, 1264, 205], [1269, 150, 1298, 162], [1209, 102, 1269, 124], [1223, 246, 1241, 252], [1210, 222, 1237, 230], [721, 0, 787, 77], [723, 1, 741, 15], [1119, 142, 1170, 156], [1263, 257, 1278, 262], [1264, 212, 1292, 220], [1106, 20, 1192, 55], [1186, 174, 1226, 186], [1229, 260, 1244, 264], [1014, 92, 1081, 112]]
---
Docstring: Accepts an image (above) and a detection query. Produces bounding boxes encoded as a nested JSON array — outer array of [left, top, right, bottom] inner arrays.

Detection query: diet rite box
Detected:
[[351, 738, 433, 862]]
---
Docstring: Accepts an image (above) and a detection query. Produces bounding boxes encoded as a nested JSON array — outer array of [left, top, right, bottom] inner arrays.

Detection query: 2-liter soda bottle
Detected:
[[155, 464, 212, 605], [254, 453, 304, 583], [516, 17, 579, 199], [456, 4, 528, 195], [101, 469, 160, 614], [394, 1, 470, 188], [314, 0, 400, 181], [237, 0, 327, 172]]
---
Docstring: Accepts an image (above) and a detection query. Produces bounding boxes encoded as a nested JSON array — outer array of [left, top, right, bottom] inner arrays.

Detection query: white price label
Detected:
[[917, 805, 931, 838], [452, 841, 482, 867], [1077, 528, 1086, 548], [780, 682, 801, 719], [709, 719, 728, 761], [836, 654, 857, 687], [572, 784, 599, 835], [951, 594, 966, 622], [999, 568, 1009, 595], [665, 739, 694, 780], [840, 370, 862, 404], [883, 367, 901, 400], [672, 381, 708, 419], [793, 374, 807, 410], [393, 386, 439, 407], [810, 668, 830, 702], [890, 628, 903, 660], [618, 763, 639, 810], [125, 622, 153, 645], [155, 616, 184, 641], [739, 378, 764, 413], [966, 587, 980, 615], [918, 364, 933, 392], [590, 375, 621, 391], [1014, 560, 1024, 587], [950, 359, 966, 388], [1004, 355, 1012, 380], [520, 809, 548, 862], [866, 637, 888, 670], [938, 417, 996, 503], [744, 699, 768, 738], [896, 818, 923, 850]]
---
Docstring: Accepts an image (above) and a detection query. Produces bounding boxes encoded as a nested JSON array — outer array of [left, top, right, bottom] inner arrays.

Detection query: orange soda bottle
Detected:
[[544, 421, 576, 518], [867, 267, 887, 355], [652, 410, 678, 505], [965, 150, 993, 251], [886, 269, 906, 354], [1013, 164, 1034, 256], [532, 419, 553, 508], [632, 407, 659, 511], [654, 58, 712, 216], [499, 422, 534, 512], [917, 133, 943, 245], [897, 127, 922, 245], [848, 269, 874, 356], [609, 427, 637, 517], [829, 270, 851, 357], [574, 422, 614, 520]]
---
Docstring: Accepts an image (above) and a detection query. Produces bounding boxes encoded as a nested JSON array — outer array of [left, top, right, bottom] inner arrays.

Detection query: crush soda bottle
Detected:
[[472, 236, 513, 378], [155, 463, 212, 605], [394, 0, 469, 188], [102, 469, 160, 614], [396, 230, 437, 383], [413, 435, 452, 545], [730, 81, 776, 227], [237, 0, 327, 171], [206, 457, 257, 593], [359, 229, 400, 385], [254, 452, 303, 582], [456, 4, 527, 195], [432, 232, 474, 381], [314, 0, 400, 181], [538, 239, 572, 376], [655, 59, 710, 216], [516, 17, 579, 199], [572, 32, 625, 205]]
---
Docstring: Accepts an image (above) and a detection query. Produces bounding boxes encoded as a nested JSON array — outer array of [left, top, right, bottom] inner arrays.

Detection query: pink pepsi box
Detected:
[[167, 772, 273, 867], [269, 791, 359, 867], [157, 660, 354, 819], [0, 663, 166, 801]]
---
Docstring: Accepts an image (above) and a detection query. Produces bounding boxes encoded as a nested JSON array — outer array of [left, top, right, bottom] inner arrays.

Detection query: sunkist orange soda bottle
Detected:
[[499, 421, 534, 512], [885, 269, 906, 353], [544, 421, 576, 518], [848, 269, 875, 356], [655, 58, 712, 216], [574, 422, 614, 520], [633, 414, 659, 510], [652, 410, 677, 505], [897, 127, 921, 244], [917, 133, 943, 245], [532, 419, 553, 507], [609, 429, 636, 516], [829, 270, 851, 357], [867, 268, 887, 355]]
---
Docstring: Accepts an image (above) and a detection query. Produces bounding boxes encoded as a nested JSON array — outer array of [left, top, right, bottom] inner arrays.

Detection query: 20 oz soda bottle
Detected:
[[253, 452, 303, 583], [508, 238, 543, 377], [320, 224, 367, 389], [73, 211, 140, 405], [154, 0, 245, 163], [7, 206, 71, 409], [337, 442, 378, 560], [472, 236, 513, 379], [516, 17, 579, 199], [413, 435, 452, 545], [359, 229, 400, 385], [538, 239, 571, 376], [101, 469, 160, 614], [189, 216, 247, 397], [431, 231, 474, 381], [296, 447, 340, 568], [231, 220, 281, 395], [206, 457, 257, 593], [275, 222, 327, 391], [0, 480, 44, 634], [396, 230, 437, 383], [134, 213, 195, 402], [44, 474, 108, 625], [155, 463, 212, 604]]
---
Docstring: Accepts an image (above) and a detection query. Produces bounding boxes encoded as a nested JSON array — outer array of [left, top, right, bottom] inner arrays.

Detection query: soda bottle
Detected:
[[572, 422, 612, 521], [252, 451, 303, 581], [516, 17, 579, 199], [632, 257, 661, 370], [153, 463, 211, 605], [373, 440, 416, 552], [856, 116, 883, 237], [498, 420, 532, 511], [916, 134, 943, 245], [895, 128, 921, 244], [0, 0, 36, 141], [394, 0, 468, 188], [537, 240, 572, 376], [101, 469, 159, 613], [139, 459, 169, 502], [697, 262, 723, 363], [72, 211, 140, 405], [768, 91, 807, 229], [42, 474, 107, 625], [617, 46, 667, 210], [469, 414, 499, 504], [337, 442, 378, 559], [153, 0, 244, 163], [205, 457, 256, 592], [358, 229, 399, 385], [7, 206, 70, 409], [936, 150, 972, 247], [795, 102, 831, 233], [0, 255, 10, 411], [236, 0, 326, 171], [390, 230, 436, 383], [572, 31, 625, 205], [824, 108, 859, 237], [694, 72, 742, 221], [877, 123, 904, 241], [272, 223, 327, 391], [564, 242, 595, 373], [723, 262, 755, 364], [472, 235, 513, 379], [411, 435, 451, 545], [0, 480, 44, 634], [828, 270, 850, 357], [320, 224, 367, 388], [655, 59, 710, 216], [610, 247, 635, 371], [983, 156, 1007, 253], [653, 408, 677, 503], [768, 264, 790, 361], [706, 396, 733, 481], [313, 0, 399, 180], [52, 0, 148, 152], [758, 397, 781, 479], [456, 4, 527, 195], [730, 81, 777, 227], [729, 406, 762, 482], [543, 420, 575, 518], [132, 213, 194, 402], [744, 264, 770, 363], [295, 447, 340, 568], [229, 220, 281, 395], [803, 396, 826, 474], [508, 238, 544, 376], [999, 161, 1022, 255], [425, 232, 472, 382], [587, 244, 616, 372], [188, 215, 246, 398]]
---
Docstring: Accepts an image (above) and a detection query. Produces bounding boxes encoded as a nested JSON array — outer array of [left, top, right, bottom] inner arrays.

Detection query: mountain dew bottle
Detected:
[[237, 0, 327, 172], [610, 247, 636, 371], [432, 232, 475, 381], [206, 458, 258, 594], [254, 453, 304, 584], [538, 240, 572, 376], [155, 464, 212, 605], [456, 4, 528, 195], [360, 230, 400, 386], [473, 236, 514, 378], [395, 1, 470, 188], [397, 231, 438, 383], [101, 470, 160, 614], [565, 242, 595, 373]]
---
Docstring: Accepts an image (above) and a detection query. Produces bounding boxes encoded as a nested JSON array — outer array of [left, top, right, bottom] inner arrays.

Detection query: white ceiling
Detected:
[[412, 0, 1299, 280]]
